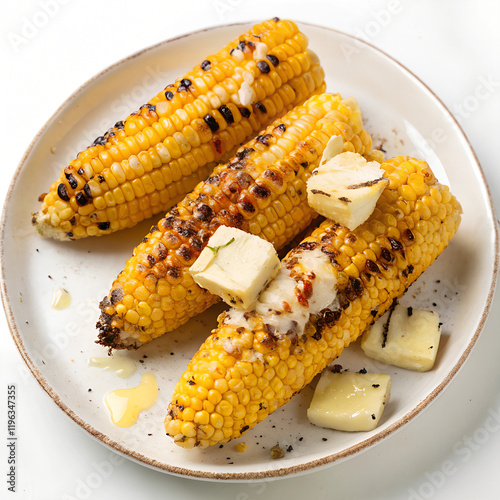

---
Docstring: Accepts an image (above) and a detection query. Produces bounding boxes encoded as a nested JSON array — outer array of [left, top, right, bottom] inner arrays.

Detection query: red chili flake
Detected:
[[212, 136, 223, 154], [283, 301, 292, 312], [302, 280, 313, 299], [295, 288, 308, 308]]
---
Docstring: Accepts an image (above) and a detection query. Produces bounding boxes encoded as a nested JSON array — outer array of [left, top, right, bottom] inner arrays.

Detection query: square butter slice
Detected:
[[189, 226, 280, 310], [307, 370, 391, 432], [361, 305, 441, 372]]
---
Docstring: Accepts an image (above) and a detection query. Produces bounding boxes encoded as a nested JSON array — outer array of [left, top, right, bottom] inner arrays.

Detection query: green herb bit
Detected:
[[207, 237, 235, 255]]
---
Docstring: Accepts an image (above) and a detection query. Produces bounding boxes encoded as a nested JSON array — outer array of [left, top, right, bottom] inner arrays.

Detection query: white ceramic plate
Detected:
[[1, 22, 497, 480]]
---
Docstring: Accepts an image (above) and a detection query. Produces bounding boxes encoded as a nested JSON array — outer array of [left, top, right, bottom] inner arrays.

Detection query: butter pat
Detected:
[[361, 305, 441, 372], [189, 226, 280, 309], [307, 370, 391, 432], [307, 152, 388, 230]]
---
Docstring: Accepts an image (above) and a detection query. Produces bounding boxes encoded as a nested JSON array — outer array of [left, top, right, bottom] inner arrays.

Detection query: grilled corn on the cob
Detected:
[[164, 156, 462, 448], [33, 18, 326, 240], [97, 93, 376, 349]]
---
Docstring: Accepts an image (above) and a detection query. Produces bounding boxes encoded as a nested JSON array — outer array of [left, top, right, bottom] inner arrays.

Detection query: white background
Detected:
[[1, 1, 499, 499]]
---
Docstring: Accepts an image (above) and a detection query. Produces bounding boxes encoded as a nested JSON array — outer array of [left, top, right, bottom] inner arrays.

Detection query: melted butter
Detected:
[[52, 288, 71, 310], [104, 372, 158, 428], [88, 356, 136, 378]]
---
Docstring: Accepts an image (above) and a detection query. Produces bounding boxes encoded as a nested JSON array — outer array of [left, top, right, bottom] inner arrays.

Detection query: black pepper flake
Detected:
[[219, 445, 223, 448], [359, 368, 367, 374], [381, 299, 398, 348], [433, 302, 437, 307], [98, 175, 105, 183], [88, 388, 92, 392], [204, 114, 219, 132], [407, 306, 413, 317], [77, 168, 84, 175], [139, 359, 144, 364], [115, 121, 124, 129], [322, 438, 328, 441], [301, 162, 308, 168], [92, 136, 107, 146], [255, 102, 267, 113], [331, 364, 343, 373], [237, 40, 246, 51], [66, 232, 73, 238], [57, 183, 70, 201], [371, 414, 376, 420], [200, 59, 211, 71], [97, 222, 110, 231], [266, 54, 279, 66], [75, 192, 88, 206], [257, 60, 271, 73], [372, 384, 380, 388], [299, 437, 303, 441], [165, 90, 174, 100], [272, 16, 280, 21], [187, 380, 195, 385], [219, 105, 234, 124], [286, 445, 293, 452], [170, 352, 174, 356]]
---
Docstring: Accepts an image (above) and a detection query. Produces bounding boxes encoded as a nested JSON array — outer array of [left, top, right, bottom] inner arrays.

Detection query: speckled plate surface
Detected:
[[1, 22, 497, 480]]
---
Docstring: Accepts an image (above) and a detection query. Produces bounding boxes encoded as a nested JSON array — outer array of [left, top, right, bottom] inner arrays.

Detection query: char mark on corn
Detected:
[[163, 156, 462, 448], [96, 92, 377, 349], [34, 18, 327, 241]]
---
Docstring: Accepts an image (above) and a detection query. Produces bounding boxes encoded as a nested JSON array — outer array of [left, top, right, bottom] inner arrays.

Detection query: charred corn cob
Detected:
[[97, 93, 376, 349], [164, 156, 462, 448], [33, 18, 326, 240]]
